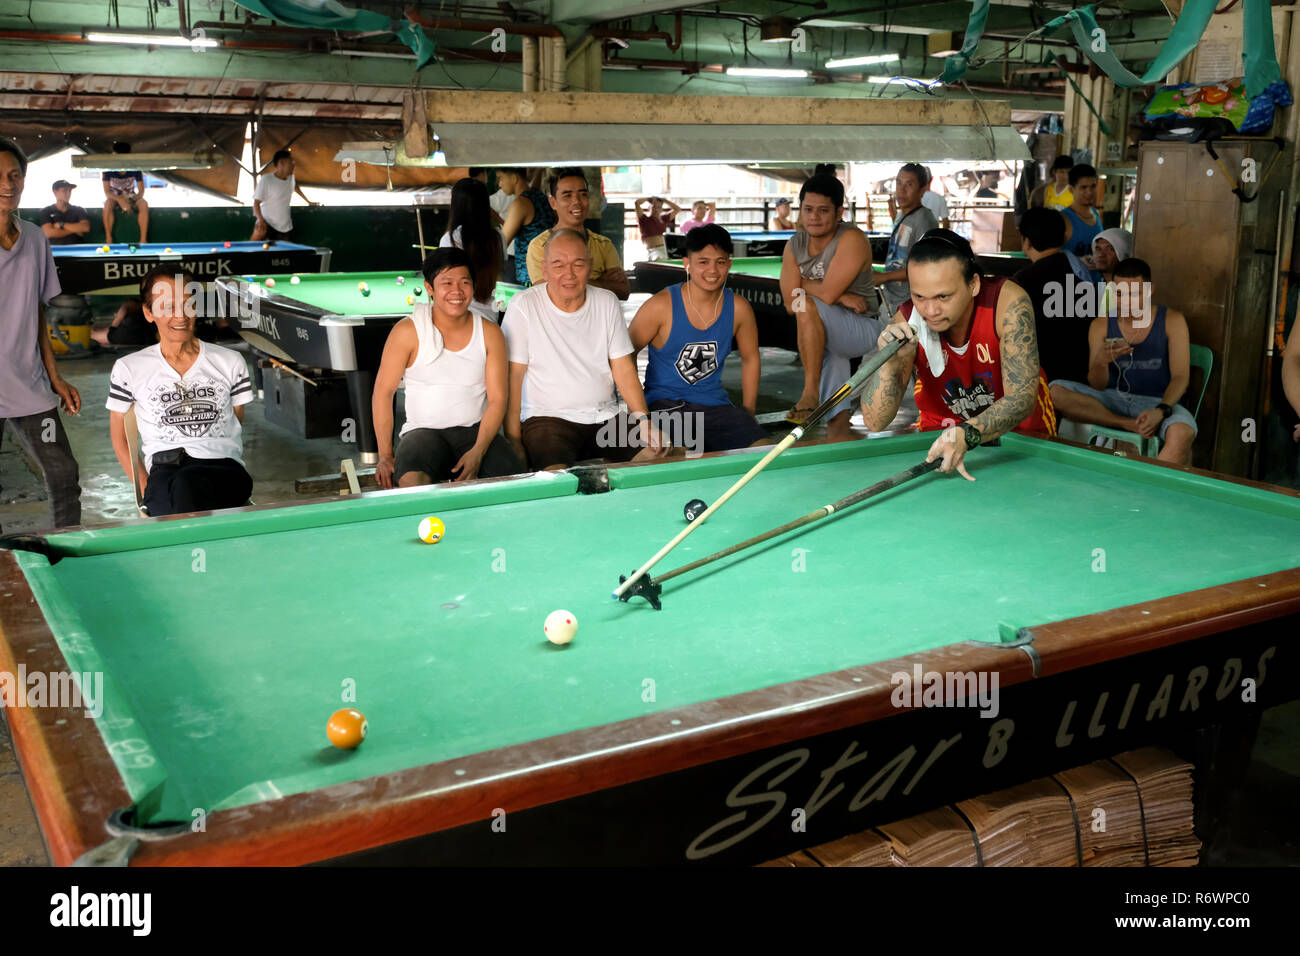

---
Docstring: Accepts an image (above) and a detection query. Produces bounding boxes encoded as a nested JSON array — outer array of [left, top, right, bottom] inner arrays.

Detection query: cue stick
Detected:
[[612, 337, 905, 600], [415, 202, 426, 266], [268, 357, 317, 387], [648, 459, 942, 591]]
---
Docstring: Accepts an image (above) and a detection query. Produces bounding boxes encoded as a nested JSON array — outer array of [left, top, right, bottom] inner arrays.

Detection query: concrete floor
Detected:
[[1, 322, 1298, 866]]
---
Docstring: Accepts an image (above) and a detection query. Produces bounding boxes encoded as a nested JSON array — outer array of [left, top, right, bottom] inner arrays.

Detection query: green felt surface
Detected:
[[662, 252, 1026, 280], [19, 435, 1300, 825], [236, 269, 526, 317]]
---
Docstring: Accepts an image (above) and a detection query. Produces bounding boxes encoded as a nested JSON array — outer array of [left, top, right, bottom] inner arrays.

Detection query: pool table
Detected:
[[666, 230, 897, 261], [665, 230, 798, 260], [52, 241, 332, 297], [2, 433, 1299, 866]]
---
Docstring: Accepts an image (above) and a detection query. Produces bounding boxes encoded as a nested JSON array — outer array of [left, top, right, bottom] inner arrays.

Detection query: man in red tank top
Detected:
[[859, 229, 1056, 479]]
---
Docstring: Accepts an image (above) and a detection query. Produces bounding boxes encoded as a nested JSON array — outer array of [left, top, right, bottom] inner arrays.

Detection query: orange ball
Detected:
[[326, 708, 368, 750]]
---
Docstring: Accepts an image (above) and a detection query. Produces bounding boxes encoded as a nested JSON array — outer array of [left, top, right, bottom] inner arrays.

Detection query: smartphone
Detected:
[[1104, 337, 1128, 347]]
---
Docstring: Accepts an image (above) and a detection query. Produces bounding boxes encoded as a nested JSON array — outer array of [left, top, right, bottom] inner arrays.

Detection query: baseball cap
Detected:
[[775, 197, 791, 207], [52, 179, 76, 190]]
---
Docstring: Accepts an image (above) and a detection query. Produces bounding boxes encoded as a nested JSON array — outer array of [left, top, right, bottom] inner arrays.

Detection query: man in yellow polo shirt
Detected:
[[526, 167, 630, 300]]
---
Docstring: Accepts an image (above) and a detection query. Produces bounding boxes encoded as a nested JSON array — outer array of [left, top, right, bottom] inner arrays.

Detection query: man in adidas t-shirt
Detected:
[[106, 266, 254, 516]]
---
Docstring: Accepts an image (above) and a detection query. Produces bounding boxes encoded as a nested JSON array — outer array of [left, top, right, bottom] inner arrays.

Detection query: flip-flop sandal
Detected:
[[784, 404, 817, 425]]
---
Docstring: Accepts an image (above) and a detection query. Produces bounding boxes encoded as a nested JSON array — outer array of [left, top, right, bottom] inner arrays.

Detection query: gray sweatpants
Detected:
[[1, 408, 82, 530]]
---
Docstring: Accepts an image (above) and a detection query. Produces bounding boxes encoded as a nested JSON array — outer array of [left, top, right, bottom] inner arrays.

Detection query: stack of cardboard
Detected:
[[1112, 747, 1201, 866]]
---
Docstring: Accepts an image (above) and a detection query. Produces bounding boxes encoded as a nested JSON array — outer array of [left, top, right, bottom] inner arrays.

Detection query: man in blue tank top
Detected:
[[1060, 163, 1103, 262], [627, 224, 768, 455], [1051, 258, 1198, 464]]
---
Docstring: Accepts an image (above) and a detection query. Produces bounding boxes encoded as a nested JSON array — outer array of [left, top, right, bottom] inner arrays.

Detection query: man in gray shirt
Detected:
[[0, 138, 82, 530], [878, 163, 940, 317]]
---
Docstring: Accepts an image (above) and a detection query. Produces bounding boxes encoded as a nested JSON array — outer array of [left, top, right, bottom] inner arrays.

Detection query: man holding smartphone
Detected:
[[1049, 258, 1196, 465]]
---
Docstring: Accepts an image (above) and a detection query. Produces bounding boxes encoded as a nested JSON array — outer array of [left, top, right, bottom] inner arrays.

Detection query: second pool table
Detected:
[[53, 240, 331, 296], [2, 434, 1299, 865]]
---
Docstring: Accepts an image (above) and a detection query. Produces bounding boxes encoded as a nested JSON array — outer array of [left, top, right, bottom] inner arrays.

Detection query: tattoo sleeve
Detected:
[[859, 345, 916, 431], [971, 289, 1039, 440]]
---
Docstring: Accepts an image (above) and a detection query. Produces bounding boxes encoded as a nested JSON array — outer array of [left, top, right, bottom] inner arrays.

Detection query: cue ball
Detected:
[[326, 708, 368, 749], [684, 499, 708, 522], [290, 275, 301, 284], [418, 515, 445, 544], [544, 610, 578, 645]]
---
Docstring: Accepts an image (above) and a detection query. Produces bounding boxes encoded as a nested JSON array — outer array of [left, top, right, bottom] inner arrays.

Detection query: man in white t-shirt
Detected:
[[106, 266, 254, 516], [252, 149, 318, 241], [504, 229, 666, 469]]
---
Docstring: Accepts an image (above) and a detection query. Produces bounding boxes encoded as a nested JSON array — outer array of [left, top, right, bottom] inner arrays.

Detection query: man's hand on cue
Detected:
[[927, 426, 975, 481]]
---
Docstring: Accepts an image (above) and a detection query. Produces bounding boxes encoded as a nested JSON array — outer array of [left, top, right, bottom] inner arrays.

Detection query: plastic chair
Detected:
[[1087, 344, 1214, 457], [122, 407, 149, 517]]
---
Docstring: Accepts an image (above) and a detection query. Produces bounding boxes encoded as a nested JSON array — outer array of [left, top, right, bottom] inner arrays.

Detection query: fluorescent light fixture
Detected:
[[71, 150, 225, 171], [329, 48, 417, 60], [333, 141, 447, 167], [825, 53, 900, 69], [725, 67, 810, 79], [867, 75, 932, 86], [85, 32, 219, 48]]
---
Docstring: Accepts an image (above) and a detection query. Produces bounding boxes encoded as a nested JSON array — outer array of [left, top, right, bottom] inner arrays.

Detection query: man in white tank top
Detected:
[[371, 247, 523, 488]]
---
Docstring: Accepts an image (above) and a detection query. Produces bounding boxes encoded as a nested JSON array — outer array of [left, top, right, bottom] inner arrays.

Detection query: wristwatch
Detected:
[[960, 422, 982, 449], [1155, 403, 1174, 420]]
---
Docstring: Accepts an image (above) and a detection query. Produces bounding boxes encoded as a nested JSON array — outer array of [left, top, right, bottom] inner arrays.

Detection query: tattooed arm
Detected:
[[968, 282, 1040, 442], [859, 310, 918, 431]]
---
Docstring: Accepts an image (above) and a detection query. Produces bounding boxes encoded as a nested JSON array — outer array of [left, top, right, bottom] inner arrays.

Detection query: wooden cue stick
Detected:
[[651, 459, 942, 587], [268, 357, 318, 387], [612, 338, 904, 599]]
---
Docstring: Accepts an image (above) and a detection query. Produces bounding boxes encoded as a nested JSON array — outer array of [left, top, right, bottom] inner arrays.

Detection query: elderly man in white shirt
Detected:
[[503, 229, 666, 470]]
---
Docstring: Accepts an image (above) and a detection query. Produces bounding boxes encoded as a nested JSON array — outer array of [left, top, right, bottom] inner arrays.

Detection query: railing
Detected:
[[617, 196, 899, 238]]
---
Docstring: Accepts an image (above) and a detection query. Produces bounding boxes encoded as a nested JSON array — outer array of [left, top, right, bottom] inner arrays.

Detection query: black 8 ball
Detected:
[[684, 499, 707, 523]]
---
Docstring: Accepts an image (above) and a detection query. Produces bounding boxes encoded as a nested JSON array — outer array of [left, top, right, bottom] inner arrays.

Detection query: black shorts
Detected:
[[141, 450, 252, 517], [395, 424, 523, 483], [647, 399, 767, 453], [520, 415, 643, 470], [265, 227, 294, 242]]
